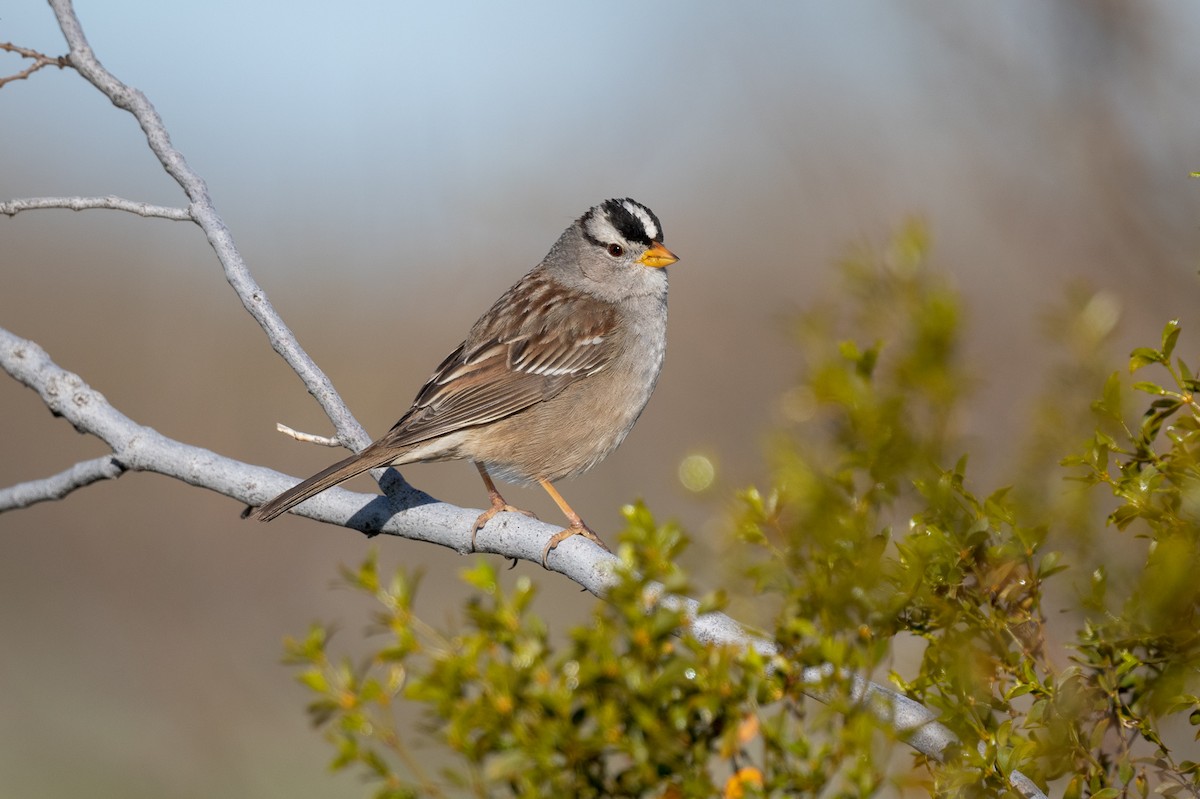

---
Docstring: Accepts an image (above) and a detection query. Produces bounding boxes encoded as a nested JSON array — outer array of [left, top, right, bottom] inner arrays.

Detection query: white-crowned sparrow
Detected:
[[253, 198, 679, 564]]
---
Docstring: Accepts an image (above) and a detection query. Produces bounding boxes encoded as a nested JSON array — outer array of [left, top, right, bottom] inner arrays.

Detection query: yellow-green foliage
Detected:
[[286, 224, 1199, 798]]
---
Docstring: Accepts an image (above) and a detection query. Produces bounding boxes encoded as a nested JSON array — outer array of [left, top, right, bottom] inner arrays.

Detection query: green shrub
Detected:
[[286, 223, 1199, 798]]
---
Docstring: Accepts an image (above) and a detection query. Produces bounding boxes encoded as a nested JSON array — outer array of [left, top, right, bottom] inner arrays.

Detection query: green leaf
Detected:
[[1093, 372, 1124, 421], [1037, 550, 1069, 580], [1109, 505, 1141, 530], [1130, 347, 1164, 371], [460, 560, 498, 593], [1160, 319, 1181, 359], [696, 589, 728, 615], [1172, 415, 1200, 432], [297, 668, 330, 694], [353, 552, 381, 593], [1004, 683, 1034, 700], [838, 339, 862, 361], [1131, 381, 1167, 396]]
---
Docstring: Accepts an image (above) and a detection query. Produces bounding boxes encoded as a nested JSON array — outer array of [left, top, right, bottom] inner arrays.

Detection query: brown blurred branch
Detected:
[[0, 41, 70, 88]]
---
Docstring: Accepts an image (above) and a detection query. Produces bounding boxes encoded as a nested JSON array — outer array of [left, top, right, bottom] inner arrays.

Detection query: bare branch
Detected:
[[0, 195, 191, 219], [0, 324, 787, 655], [0, 455, 126, 511], [0, 41, 70, 88], [0, 324, 616, 568], [275, 422, 343, 447], [0, 324, 483, 554], [43, 0, 372, 454]]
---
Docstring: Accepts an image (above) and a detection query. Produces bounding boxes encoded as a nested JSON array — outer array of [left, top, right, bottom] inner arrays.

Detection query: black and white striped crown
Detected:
[[580, 198, 664, 247]]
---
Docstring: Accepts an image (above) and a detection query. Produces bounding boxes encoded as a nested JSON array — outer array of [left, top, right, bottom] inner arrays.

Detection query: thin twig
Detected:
[[275, 422, 342, 447], [0, 41, 70, 88], [0, 195, 191, 219]]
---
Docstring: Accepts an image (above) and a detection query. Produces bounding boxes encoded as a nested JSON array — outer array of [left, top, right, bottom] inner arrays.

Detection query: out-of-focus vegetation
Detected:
[[286, 224, 1199, 798]]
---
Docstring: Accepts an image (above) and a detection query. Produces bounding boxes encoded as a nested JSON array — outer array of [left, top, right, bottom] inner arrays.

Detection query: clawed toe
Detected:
[[470, 501, 537, 550], [470, 462, 539, 551], [540, 522, 611, 568], [469, 466, 611, 565]]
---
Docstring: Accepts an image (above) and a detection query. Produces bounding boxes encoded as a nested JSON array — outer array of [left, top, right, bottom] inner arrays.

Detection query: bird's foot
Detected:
[[541, 521, 610, 568], [470, 496, 537, 551]]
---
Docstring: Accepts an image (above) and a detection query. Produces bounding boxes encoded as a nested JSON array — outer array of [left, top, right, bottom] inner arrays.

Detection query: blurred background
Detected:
[[3, 1, 1199, 796]]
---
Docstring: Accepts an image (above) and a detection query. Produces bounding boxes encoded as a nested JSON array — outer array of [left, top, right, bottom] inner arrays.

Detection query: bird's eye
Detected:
[[606, 243, 624, 257]]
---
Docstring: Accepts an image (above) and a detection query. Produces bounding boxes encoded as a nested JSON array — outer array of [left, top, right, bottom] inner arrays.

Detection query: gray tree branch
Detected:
[[0, 195, 191, 219], [0, 2, 1049, 796], [0, 454, 126, 510]]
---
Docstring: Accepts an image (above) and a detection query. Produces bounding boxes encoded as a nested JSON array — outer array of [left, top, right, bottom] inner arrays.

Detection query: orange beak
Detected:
[[637, 241, 679, 269]]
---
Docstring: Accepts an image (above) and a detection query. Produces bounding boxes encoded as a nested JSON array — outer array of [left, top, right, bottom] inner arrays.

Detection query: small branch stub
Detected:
[[276, 422, 343, 447]]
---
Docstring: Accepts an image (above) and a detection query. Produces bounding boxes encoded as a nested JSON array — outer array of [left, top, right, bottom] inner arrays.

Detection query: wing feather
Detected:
[[375, 272, 619, 449]]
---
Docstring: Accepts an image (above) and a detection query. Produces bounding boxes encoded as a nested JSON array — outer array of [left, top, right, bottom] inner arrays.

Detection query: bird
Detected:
[[252, 198, 679, 565]]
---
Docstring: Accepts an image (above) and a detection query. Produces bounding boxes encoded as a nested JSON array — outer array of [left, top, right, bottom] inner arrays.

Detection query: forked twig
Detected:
[[0, 41, 70, 88]]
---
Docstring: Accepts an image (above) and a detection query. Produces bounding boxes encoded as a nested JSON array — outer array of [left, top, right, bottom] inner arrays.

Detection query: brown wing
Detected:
[[376, 272, 619, 449]]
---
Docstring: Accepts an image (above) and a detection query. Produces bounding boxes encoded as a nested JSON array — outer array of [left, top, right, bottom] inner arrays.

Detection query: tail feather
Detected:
[[252, 446, 399, 521]]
